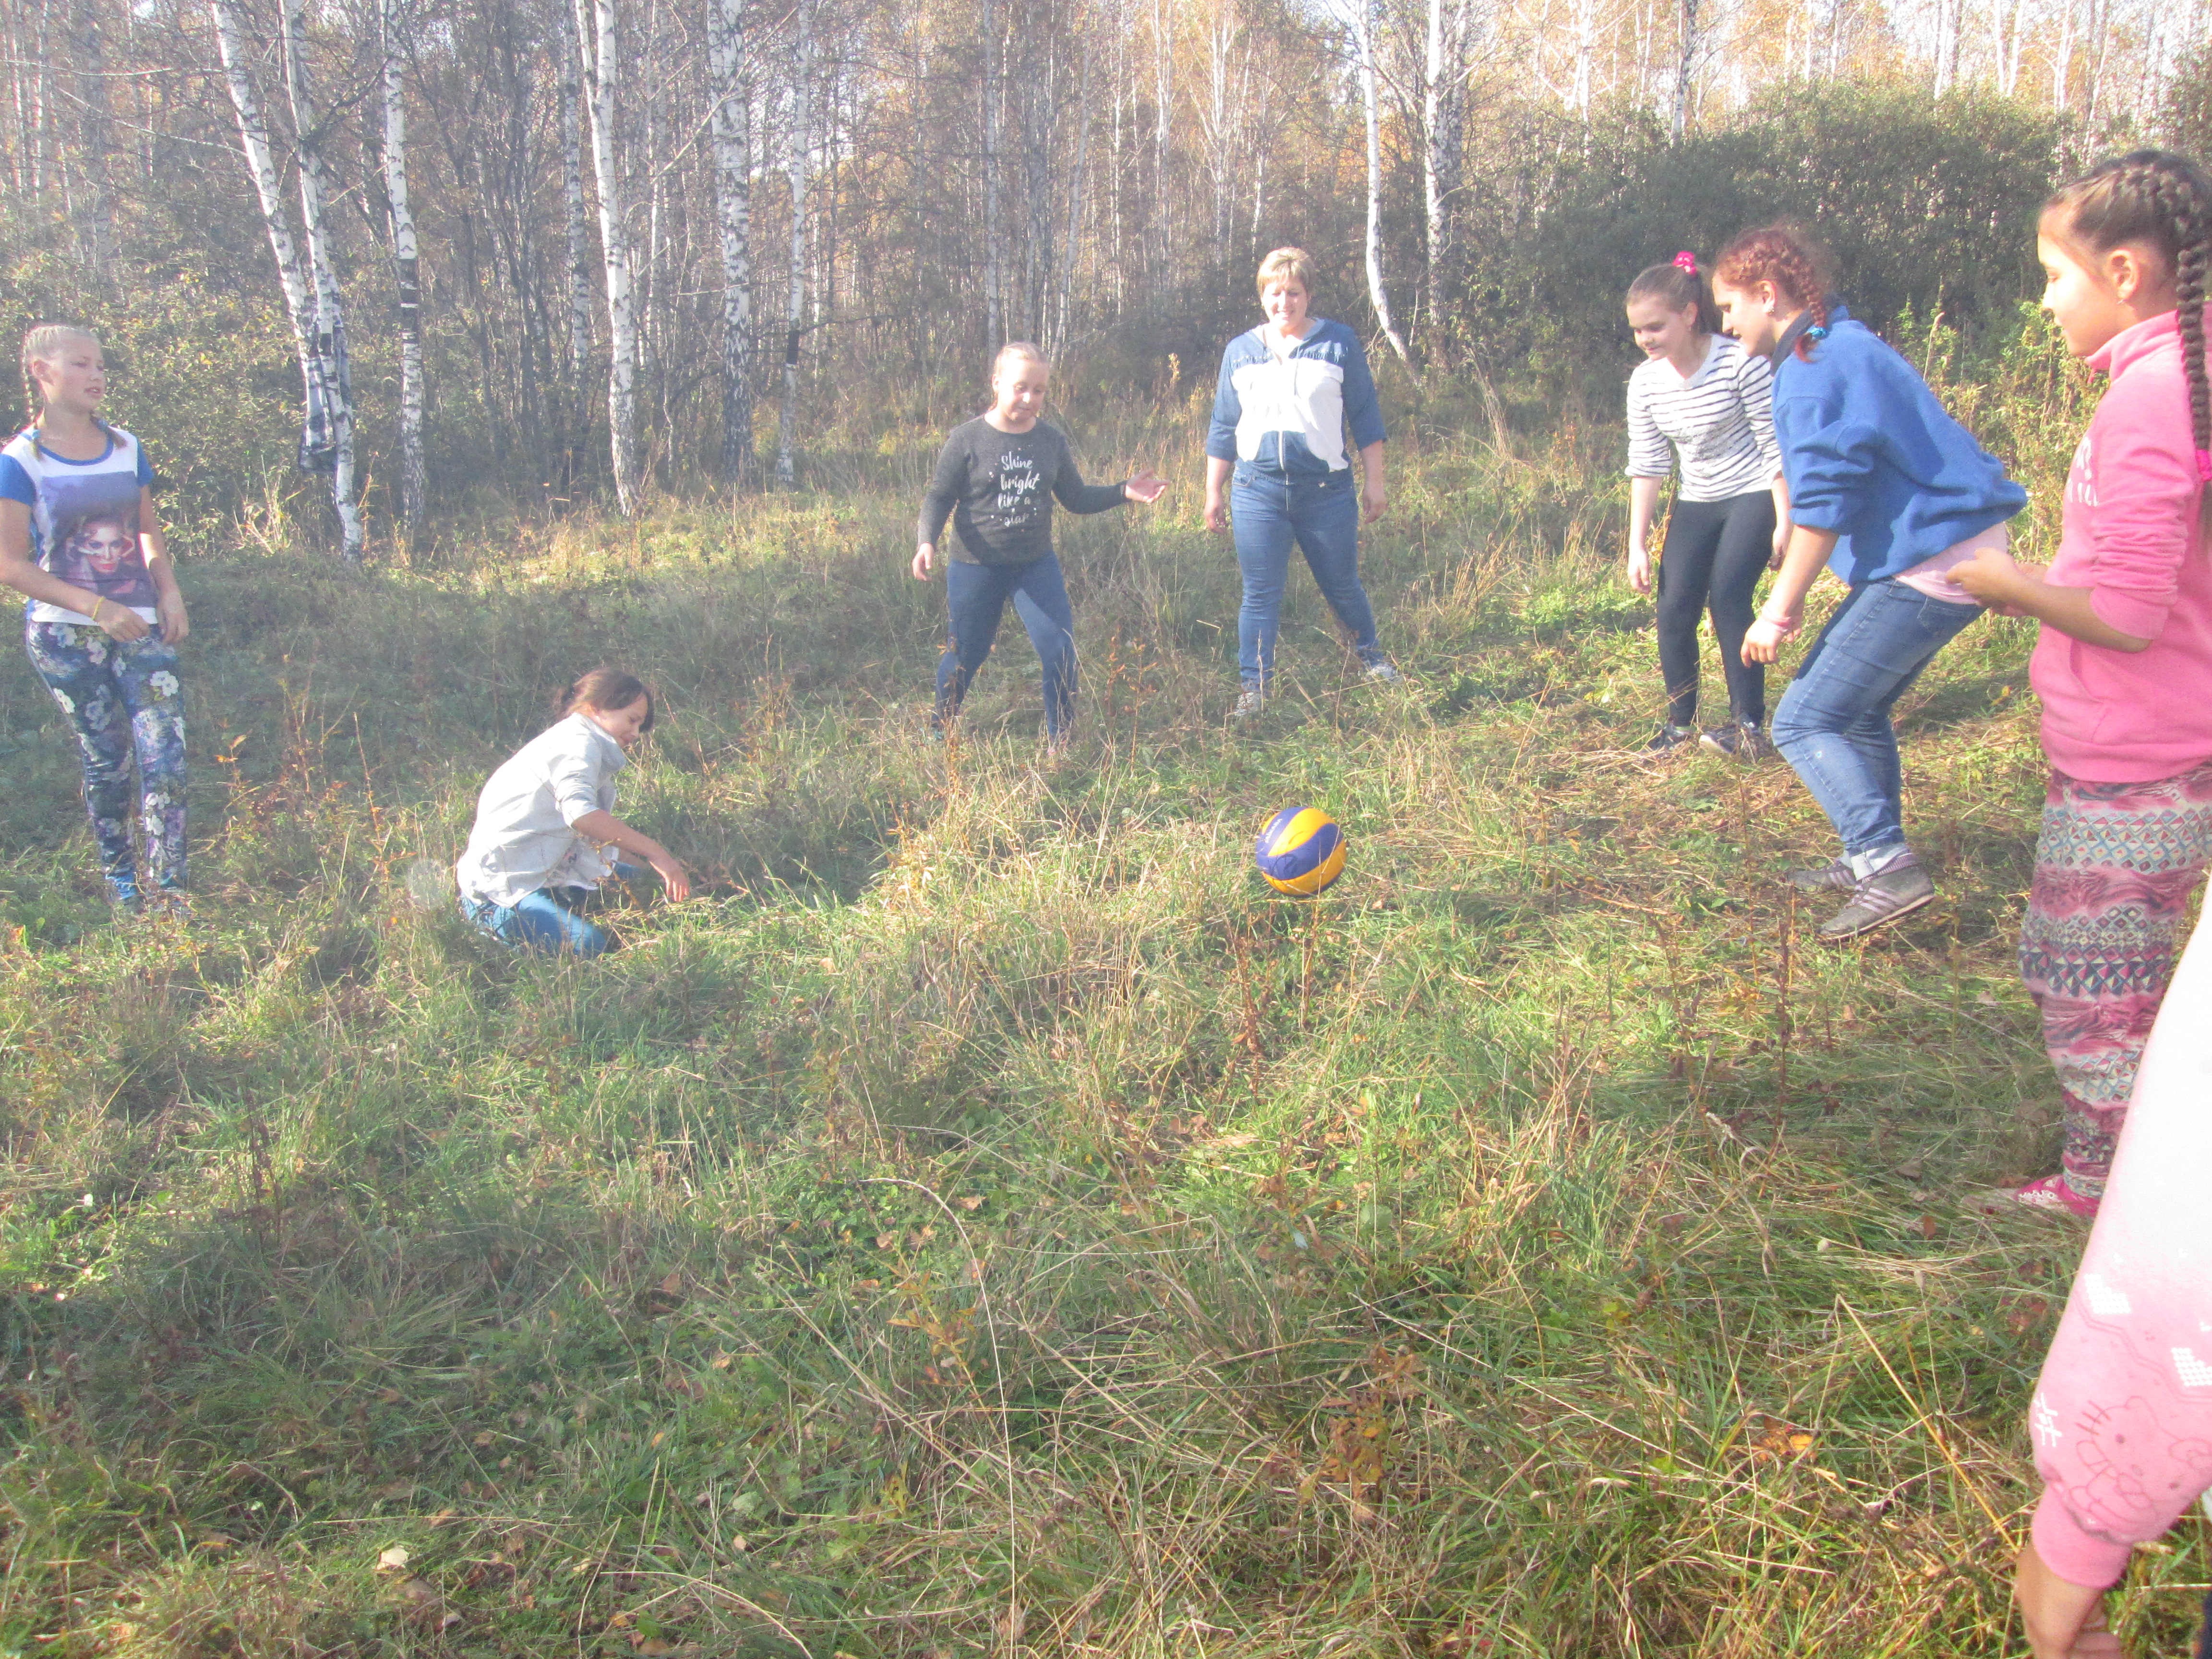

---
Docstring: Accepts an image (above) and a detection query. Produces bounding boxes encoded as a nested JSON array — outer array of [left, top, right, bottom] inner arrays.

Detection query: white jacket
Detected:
[[455, 713, 625, 906]]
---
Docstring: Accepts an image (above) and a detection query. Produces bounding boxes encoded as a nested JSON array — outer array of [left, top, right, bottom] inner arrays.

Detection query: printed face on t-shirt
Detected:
[[66, 515, 135, 578]]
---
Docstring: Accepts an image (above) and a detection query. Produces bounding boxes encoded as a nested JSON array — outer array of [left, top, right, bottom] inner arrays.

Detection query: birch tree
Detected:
[[555, 0, 595, 489], [381, 0, 425, 540], [1353, 0, 1414, 371], [774, 0, 815, 488], [574, 0, 641, 514], [1421, 0, 1469, 325], [706, 0, 755, 484], [69, 0, 116, 282], [282, 0, 363, 561], [981, 0, 1002, 354], [1670, 0, 1701, 136], [210, 0, 357, 559]]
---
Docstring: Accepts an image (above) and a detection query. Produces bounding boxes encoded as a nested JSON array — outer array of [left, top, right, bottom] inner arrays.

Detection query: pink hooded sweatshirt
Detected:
[[2029, 892, 2212, 1587], [2030, 310, 2212, 783]]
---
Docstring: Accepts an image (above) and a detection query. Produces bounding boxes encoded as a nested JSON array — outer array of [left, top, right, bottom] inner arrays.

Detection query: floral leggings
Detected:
[[24, 619, 187, 900], [2019, 757, 2212, 1199]]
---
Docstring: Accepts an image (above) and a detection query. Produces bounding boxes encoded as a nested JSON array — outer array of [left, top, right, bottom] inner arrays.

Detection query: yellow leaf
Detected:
[[377, 1545, 411, 1572]]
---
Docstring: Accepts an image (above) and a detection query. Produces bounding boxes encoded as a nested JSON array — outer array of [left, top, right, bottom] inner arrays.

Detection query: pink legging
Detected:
[[2029, 899, 2212, 1587]]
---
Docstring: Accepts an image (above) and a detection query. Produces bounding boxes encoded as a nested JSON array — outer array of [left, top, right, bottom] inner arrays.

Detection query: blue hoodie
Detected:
[[1771, 304, 2025, 586]]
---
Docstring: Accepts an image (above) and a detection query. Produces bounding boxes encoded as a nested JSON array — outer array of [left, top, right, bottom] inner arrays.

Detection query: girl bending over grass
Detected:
[[913, 342, 1166, 753], [1622, 250, 1784, 760], [1720, 226, 2026, 943], [455, 669, 689, 959], [1952, 150, 2212, 1219], [0, 323, 190, 916]]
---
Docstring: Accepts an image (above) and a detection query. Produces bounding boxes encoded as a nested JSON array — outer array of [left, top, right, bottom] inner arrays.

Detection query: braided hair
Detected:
[[1713, 226, 1837, 361], [2045, 149, 2212, 483], [19, 322, 103, 438], [1626, 251, 1724, 336]]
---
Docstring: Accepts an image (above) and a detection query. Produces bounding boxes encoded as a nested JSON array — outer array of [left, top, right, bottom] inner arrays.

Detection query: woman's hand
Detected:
[[155, 587, 189, 644], [1361, 480, 1388, 523], [2014, 1545, 2122, 1659], [1203, 493, 1228, 535], [1626, 547, 1653, 596], [1770, 522, 1790, 571], [911, 543, 935, 581], [1741, 608, 1800, 665], [1123, 470, 1168, 505]]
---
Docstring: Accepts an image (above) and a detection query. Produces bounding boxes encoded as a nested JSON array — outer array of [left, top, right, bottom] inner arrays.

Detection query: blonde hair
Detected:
[[20, 322, 101, 426], [1255, 247, 1317, 298], [991, 341, 1048, 381]]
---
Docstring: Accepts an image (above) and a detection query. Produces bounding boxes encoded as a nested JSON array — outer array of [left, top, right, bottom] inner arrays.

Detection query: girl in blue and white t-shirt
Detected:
[[0, 324, 191, 912]]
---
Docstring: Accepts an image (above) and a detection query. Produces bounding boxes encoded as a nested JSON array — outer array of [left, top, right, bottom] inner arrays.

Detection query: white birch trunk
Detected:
[[1569, 0, 1595, 117], [774, 0, 815, 488], [381, 0, 425, 540], [574, 0, 640, 515], [69, 0, 115, 281], [2053, 0, 2075, 112], [1355, 0, 1415, 374], [981, 0, 1002, 354], [707, 0, 756, 485], [1422, 0, 1469, 325], [281, 0, 361, 561], [1671, 0, 1701, 136]]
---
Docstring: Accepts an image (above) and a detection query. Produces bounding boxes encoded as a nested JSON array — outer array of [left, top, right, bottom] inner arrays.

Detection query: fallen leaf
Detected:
[[660, 1267, 683, 1296], [377, 1545, 411, 1572], [1919, 1214, 1939, 1240], [400, 1578, 438, 1605], [956, 1195, 984, 1211]]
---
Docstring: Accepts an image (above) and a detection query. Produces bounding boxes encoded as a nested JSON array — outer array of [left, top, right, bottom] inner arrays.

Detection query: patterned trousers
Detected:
[[24, 619, 188, 901], [2019, 758, 2212, 1198]]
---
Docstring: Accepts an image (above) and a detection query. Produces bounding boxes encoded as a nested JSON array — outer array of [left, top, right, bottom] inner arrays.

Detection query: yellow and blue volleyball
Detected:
[[1255, 806, 1346, 898]]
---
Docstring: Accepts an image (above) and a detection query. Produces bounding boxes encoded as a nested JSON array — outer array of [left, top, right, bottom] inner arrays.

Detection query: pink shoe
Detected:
[[1977, 1174, 2099, 1219]]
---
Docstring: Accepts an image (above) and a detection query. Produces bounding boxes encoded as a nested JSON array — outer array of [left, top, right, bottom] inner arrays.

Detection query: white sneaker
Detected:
[[1233, 687, 1265, 720], [1364, 659, 1401, 684]]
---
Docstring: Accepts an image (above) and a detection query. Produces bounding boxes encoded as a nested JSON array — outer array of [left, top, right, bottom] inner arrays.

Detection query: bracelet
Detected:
[[88, 596, 105, 623]]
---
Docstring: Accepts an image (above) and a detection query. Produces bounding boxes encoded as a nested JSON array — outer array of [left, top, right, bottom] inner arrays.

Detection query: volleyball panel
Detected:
[[1255, 806, 1346, 897]]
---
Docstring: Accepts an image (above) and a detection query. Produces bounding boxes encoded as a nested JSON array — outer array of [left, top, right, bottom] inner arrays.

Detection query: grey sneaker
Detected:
[[1233, 687, 1266, 721], [1818, 859, 1936, 941], [1787, 860, 1858, 894], [1364, 658, 1401, 685], [1700, 720, 1775, 761], [1640, 723, 1696, 759]]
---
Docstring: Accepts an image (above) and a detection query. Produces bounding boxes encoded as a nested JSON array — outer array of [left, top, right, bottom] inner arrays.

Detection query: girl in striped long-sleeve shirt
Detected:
[[1623, 252, 1786, 759]]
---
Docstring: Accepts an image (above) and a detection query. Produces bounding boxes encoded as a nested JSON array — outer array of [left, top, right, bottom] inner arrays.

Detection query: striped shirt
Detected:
[[1624, 335, 1781, 503]]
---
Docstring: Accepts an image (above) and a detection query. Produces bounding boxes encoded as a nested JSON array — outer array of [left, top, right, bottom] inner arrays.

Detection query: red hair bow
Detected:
[[1672, 251, 1698, 274]]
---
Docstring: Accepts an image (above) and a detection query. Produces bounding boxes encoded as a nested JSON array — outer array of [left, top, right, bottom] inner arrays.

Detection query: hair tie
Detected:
[[2196, 447, 2212, 484], [1804, 324, 1830, 341], [1672, 250, 1698, 274]]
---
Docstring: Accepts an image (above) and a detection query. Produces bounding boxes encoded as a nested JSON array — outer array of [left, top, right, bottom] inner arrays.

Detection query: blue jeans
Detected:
[[937, 553, 1076, 737], [1771, 577, 1982, 859], [1230, 465, 1381, 688], [460, 863, 643, 958]]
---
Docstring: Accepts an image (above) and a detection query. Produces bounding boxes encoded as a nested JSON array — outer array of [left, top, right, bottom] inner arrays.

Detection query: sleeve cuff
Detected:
[[2089, 587, 2170, 643], [557, 794, 601, 827], [2031, 1487, 2134, 1590], [1203, 438, 1238, 462]]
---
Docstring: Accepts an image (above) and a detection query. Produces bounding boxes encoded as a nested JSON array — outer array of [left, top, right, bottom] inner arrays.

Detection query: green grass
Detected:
[[0, 385, 2203, 1659]]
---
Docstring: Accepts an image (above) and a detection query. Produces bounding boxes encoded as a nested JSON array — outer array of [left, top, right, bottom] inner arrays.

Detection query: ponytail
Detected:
[[1625, 251, 1723, 336], [557, 668, 656, 733], [2045, 149, 2212, 482], [1713, 226, 1837, 361]]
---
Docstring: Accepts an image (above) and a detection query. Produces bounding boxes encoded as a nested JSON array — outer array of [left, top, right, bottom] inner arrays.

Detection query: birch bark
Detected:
[[574, 0, 640, 514], [381, 0, 426, 540], [1422, 0, 1468, 326], [774, 0, 815, 488], [981, 0, 1002, 354], [281, 0, 362, 561], [1670, 0, 1700, 136], [69, 0, 115, 281], [1354, 0, 1414, 373], [707, 0, 756, 484]]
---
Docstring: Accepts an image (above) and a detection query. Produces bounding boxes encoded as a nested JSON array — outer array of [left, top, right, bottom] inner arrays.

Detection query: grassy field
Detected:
[[1, 344, 2204, 1658]]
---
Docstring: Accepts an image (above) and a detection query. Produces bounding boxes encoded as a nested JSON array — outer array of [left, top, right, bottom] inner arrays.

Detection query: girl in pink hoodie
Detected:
[[1954, 149, 2212, 1220]]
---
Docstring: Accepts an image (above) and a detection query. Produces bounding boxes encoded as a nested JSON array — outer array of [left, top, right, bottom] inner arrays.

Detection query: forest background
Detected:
[[0, 0, 2208, 539]]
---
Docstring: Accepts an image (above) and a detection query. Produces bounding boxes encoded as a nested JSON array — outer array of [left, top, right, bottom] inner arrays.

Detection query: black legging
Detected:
[[1655, 488, 1778, 727]]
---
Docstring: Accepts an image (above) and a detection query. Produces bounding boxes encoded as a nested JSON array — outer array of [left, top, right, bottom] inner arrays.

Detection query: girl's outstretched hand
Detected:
[[911, 543, 935, 582], [1626, 548, 1653, 595], [1123, 470, 1168, 505], [650, 851, 692, 903]]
